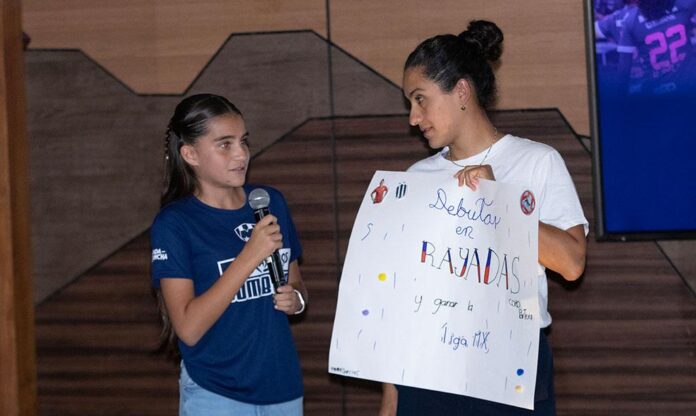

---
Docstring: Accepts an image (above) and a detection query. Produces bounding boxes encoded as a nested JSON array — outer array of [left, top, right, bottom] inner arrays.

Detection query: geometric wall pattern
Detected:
[[22, 3, 696, 413], [26, 31, 405, 303], [35, 112, 696, 415], [23, 0, 592, 132]]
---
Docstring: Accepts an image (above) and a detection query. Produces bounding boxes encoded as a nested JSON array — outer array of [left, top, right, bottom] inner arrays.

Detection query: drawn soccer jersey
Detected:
[[370, 180, 389, 204]]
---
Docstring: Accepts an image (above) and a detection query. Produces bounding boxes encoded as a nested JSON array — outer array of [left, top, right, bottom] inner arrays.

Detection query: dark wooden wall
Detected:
[[0, 1, 37, 414], [35, 111, 696, 415]]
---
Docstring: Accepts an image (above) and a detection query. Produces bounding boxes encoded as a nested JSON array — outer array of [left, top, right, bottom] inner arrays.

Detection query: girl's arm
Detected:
[[160, 215, 282, 347], [273, 260, 308, 315], [539, 223, 586, 281]]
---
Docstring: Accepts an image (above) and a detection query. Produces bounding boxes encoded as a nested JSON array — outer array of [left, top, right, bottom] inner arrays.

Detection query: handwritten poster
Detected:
[[329, 171, 540, 410]]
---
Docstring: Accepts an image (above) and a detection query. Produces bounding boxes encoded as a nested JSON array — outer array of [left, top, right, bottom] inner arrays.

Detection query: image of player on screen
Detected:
[[594, 1, 638, 68], [616, 0, 696, 95]]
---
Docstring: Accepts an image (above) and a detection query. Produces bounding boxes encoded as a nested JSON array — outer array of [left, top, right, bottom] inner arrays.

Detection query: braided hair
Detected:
[[156, 93, 242, 359]]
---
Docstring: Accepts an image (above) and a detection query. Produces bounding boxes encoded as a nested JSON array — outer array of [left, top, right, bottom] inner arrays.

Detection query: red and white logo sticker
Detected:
[[520, 190, 536, 215]]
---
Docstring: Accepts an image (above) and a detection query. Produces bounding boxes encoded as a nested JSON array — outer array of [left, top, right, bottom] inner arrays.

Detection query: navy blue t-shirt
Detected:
[[150, 184, 303, 404]]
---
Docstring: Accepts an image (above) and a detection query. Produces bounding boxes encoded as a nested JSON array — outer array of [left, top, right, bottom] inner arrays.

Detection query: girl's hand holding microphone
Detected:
[[241, 214, 283, 266]]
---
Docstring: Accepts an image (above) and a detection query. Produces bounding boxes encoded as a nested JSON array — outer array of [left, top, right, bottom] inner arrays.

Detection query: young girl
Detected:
[[380, 21, 588, 415], [150, 94, 308, 416]]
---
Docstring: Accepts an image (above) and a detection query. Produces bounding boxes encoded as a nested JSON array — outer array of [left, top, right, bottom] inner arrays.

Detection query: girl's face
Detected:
[[181, 113, 250, 191], [402, 67, 463, 149]]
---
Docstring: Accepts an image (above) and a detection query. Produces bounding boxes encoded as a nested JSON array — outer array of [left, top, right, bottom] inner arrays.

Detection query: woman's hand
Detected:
[[454, 164, 495, 190], [273, 284, 304, 315]]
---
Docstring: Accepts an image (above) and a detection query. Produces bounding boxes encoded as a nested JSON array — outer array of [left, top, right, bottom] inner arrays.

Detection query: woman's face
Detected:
[[402, 67, 463, 149], [182, 113, 250, 191]]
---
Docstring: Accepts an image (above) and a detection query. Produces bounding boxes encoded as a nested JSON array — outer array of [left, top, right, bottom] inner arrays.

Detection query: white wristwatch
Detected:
[[293, 289, 306, 315]]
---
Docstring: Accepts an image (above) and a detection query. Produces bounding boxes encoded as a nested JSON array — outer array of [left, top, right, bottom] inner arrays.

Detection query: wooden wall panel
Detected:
[[21, 0, 696, 300], [24, 50, 176, 303], [22, 0, 327, 93], [0, 1, 37, 414], [25, 32, 405, 304], [330, 0, 590, 134], [23, 0, 590, 133], [20, 1, 696, 413], [34, 112, 696, 415]]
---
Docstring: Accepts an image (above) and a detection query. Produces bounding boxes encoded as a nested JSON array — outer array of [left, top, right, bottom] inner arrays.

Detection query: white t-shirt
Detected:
[[408, 134, 588, 328]]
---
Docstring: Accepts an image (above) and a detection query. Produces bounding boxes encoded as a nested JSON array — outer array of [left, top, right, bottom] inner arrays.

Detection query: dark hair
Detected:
[[161, 93, 242, 207], [404, 20, 504, 109], [638, 0, 675, 20], [156, 93, 242, 360]]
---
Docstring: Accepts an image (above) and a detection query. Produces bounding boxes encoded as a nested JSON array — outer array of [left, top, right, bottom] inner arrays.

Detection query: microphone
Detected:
[[248, 188, 286, 292]]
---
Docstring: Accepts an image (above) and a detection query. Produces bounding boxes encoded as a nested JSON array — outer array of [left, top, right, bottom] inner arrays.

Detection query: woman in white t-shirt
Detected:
[[380, 20, 588, 416]]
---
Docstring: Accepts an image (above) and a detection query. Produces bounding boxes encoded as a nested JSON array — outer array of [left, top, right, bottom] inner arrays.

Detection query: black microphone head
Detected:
[[248, 188, 271, 210]]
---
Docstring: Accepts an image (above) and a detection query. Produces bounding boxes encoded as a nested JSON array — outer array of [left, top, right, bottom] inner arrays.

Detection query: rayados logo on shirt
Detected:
[[152, 248, 168, 261], [234, 223, 256, 242]]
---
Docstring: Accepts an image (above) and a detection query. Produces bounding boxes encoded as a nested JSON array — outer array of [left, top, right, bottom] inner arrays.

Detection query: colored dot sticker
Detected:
[[516, 369, 525, 376], [361, 309, 370, 316], [378, 273, 387, 281], [515, 385, 524, 393]]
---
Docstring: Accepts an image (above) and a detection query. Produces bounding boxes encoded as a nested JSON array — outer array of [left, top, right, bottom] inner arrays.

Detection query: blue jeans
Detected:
[[179, 363, 303, 416]]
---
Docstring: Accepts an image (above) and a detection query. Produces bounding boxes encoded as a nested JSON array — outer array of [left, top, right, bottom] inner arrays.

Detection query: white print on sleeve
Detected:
[[152, 248, 168, 261]]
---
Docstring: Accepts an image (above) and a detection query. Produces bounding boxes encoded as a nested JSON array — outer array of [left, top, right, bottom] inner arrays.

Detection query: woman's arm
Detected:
[[539, 223, 586, 281], [454, 165, 587, 281], [160, 214, 282, 346], [379, 383, 398, 416]]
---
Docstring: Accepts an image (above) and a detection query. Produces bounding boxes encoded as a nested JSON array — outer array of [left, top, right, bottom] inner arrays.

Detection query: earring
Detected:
[[460, 105, 466, 111]]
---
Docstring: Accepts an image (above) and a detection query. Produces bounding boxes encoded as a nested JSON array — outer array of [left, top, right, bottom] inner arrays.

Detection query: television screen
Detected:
[[585, 0, 696, 240]]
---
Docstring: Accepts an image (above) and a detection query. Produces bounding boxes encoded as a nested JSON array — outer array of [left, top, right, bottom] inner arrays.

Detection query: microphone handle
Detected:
[[266, 251, 285, 291], [252, 207, 286, 291]]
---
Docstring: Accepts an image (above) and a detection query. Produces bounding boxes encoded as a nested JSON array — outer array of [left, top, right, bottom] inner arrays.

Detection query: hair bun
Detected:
[[458, 20, 504, 62]]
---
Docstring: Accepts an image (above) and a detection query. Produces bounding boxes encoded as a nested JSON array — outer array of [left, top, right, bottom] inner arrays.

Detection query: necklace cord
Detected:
[[446, 128, 499, 168]]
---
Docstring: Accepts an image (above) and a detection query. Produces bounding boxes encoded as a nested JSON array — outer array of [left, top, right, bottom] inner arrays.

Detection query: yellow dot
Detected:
[[515, 385, 524, 393], [378, 273, 387, 281]]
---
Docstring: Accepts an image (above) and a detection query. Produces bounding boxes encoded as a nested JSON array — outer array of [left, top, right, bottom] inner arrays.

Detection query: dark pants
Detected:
[[396, 329, 555, 416]]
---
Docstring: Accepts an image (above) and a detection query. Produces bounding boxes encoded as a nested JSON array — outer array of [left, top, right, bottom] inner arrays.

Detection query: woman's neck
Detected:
[[195, 185, 246, 210], [448, 111, 501, 161]]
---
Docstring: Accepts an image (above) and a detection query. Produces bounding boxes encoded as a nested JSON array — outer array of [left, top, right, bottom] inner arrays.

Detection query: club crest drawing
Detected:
[[520, 190, 536, 215], [370, 179, 389, 204], [395, 182, 407, 199]]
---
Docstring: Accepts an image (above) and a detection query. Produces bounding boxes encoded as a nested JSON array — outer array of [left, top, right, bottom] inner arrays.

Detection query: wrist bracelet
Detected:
[[293, 289, 306, 315]]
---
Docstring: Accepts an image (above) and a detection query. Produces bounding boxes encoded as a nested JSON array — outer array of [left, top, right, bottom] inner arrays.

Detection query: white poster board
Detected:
[[329, 171, 541, 410]]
